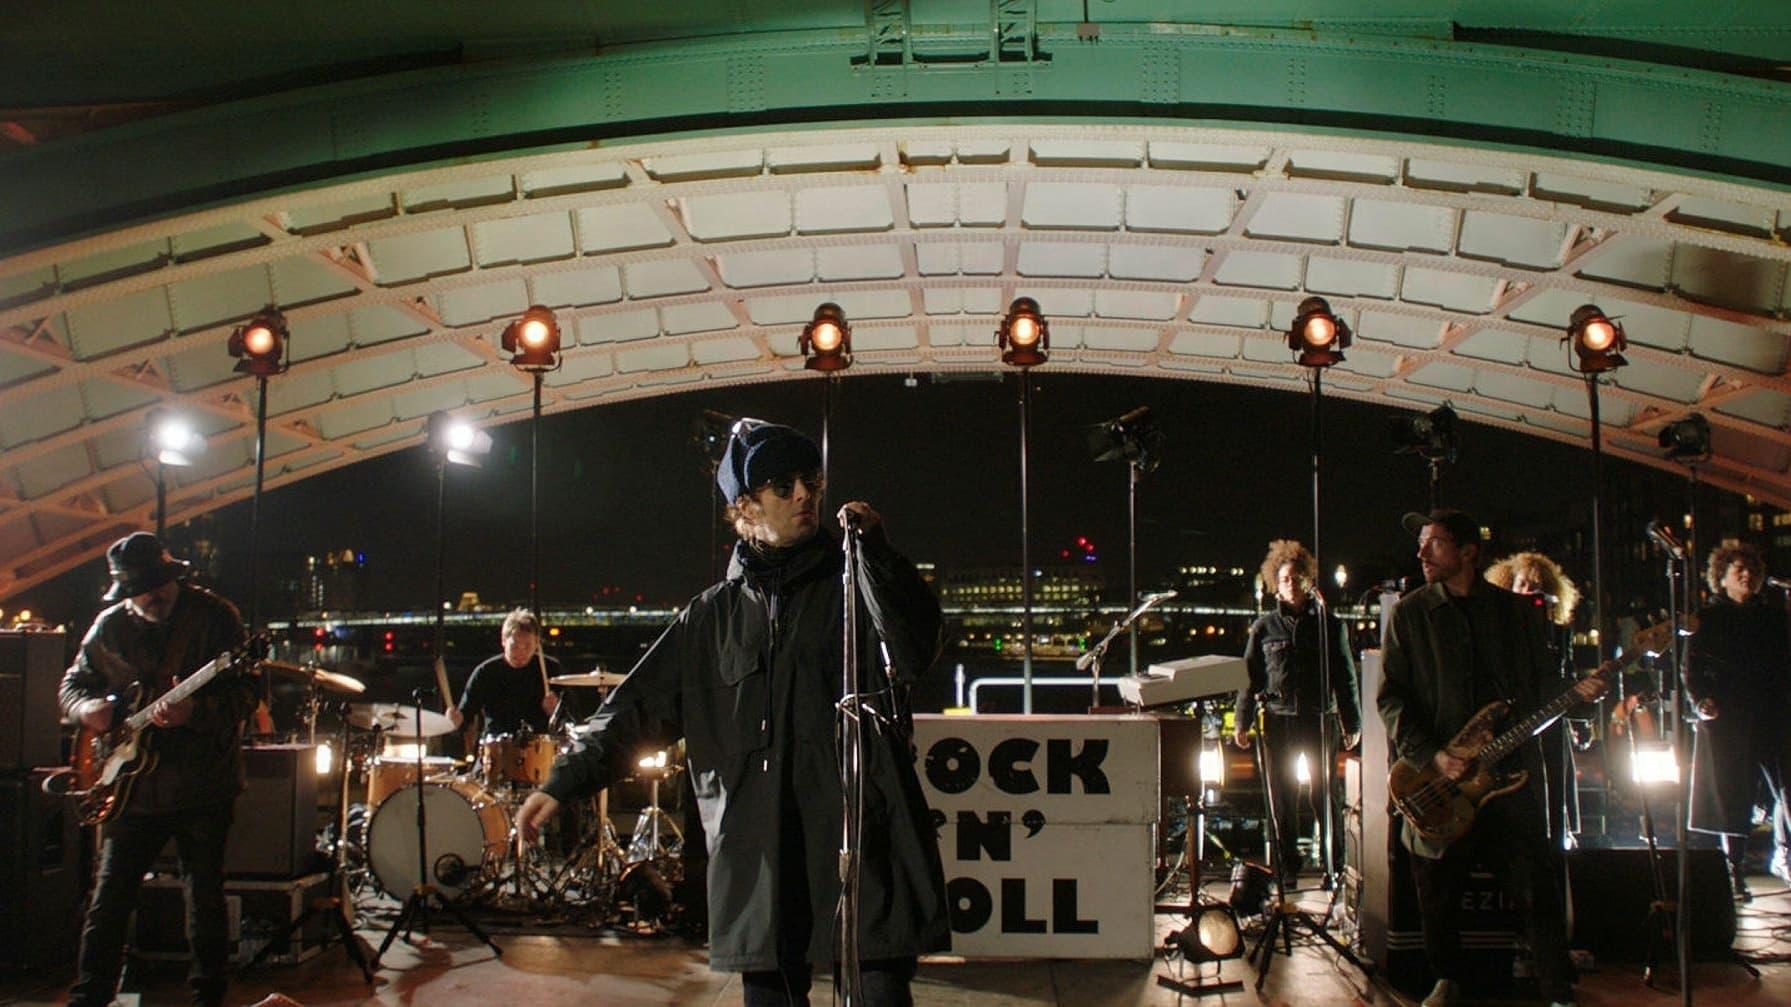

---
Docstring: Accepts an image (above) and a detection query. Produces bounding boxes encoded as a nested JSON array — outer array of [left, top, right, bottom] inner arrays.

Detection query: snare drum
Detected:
[[366, 755, 462, 807], [366, 779, 510, 900], [479, 732, 559, 788]]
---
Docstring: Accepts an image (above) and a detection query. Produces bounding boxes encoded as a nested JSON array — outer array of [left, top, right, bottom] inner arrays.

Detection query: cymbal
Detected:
[[346, 702, 455, 738], [261, 659, 366, 695], [550, 670, 627, 688]]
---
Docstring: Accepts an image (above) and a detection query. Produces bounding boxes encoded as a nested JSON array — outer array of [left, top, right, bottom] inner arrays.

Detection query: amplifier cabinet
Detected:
[[0, 631, 66, 770], [0, 768, 84, 968]]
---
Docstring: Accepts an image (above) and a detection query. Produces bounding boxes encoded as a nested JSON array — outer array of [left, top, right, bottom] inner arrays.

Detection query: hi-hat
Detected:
[[262, 659, 366, 695], [346, 703, 455, 737], [549, 670, 626, 688]]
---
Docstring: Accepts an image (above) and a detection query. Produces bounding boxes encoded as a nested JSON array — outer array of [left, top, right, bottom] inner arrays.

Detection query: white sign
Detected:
[[913, 715, 1159, 959]]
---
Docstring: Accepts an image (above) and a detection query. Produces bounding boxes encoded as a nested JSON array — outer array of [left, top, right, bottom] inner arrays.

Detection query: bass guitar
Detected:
[[1388, 621, 1669, 849], [69, 634, 267, 826]]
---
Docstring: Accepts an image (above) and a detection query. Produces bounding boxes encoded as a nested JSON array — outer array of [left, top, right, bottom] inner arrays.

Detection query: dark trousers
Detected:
[[741, 958, 918, 1007], [69, 801, 236, 1007], [1407, 791, 1573, 1002], [1261, 713, 1325, 877]]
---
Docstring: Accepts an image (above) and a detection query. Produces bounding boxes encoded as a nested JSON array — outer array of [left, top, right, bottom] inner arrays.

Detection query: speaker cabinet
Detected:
[[0, 769, 83, 968], [159, 745, 319, 878], [1565, 847, 1735, 960], [0, 631, 66, 771], [227, 744, 319, 878]]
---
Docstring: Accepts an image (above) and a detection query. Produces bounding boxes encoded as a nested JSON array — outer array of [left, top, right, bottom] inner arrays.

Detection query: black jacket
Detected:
[[542, 528, 950, 971], [1685, 595, 1791, 835], [58, 583, 256, 815], [1376, 579, 1557, 857], [1236, 597, 1360, 733]]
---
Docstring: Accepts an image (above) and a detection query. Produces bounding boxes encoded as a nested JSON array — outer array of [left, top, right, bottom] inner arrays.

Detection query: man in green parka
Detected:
[[519, 419, 949, 1006]]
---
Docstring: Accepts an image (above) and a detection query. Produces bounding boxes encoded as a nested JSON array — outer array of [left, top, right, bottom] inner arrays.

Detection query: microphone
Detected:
[[1140, 590, 1178, 604], [1645, 519, 1686, 559], [1767, 576, 1791, 591]]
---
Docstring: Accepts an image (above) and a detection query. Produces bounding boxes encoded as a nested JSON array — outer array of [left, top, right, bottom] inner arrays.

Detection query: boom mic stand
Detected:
[[1247, 700, 1371, 993], [372, 690, 502, 970], [1078, 590, 1177, 709]]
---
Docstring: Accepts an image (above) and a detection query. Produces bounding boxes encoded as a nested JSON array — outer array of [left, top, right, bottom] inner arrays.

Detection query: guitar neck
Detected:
[[1482, 656, 1620, 764], [121, 647, 239, 733]]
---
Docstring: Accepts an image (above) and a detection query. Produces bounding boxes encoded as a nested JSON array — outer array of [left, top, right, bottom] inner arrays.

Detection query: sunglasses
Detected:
[[757, 470, 825, 499]]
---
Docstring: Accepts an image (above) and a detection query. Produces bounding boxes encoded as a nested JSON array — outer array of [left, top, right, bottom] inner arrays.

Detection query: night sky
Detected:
[[20, 372, 1717, 629]]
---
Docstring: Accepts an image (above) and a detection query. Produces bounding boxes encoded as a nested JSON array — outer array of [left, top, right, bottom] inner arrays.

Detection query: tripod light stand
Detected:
[[1251, 295, 1371, 989]]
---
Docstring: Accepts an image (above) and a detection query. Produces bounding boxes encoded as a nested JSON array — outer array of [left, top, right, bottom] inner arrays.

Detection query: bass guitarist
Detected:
[[58, 532, 259, 1007], [1376, 510, 1605, 1007]]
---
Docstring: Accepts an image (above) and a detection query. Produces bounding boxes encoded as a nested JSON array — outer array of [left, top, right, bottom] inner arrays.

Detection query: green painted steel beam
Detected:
[[3, 22, 1790, 256]]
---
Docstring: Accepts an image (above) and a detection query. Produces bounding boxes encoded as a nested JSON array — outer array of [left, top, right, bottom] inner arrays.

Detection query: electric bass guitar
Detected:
[[1387, 622, 1669, 849], [69, 634, 267, 826]]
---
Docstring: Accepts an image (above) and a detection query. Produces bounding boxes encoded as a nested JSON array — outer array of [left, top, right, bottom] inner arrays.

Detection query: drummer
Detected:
[[448, 609, 562, 746]]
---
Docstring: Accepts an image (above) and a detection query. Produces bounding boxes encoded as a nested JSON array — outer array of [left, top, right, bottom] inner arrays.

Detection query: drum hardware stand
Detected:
[[626, 769, 684, 863], [372, 692, 502, 970], [1246, 701, 1371, 994], [242, 701, 373, 982]]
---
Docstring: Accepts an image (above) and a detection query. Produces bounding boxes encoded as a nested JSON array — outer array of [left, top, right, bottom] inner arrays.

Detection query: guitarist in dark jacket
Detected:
[[58, 533, 257, 1007], [1377, 510, 1603, 1007]]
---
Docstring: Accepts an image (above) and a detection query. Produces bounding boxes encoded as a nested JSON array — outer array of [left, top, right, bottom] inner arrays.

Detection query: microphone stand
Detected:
[[372, 689, 502, 971], [1079, 591, 1177, 710], [836, 514, 867, 1006]]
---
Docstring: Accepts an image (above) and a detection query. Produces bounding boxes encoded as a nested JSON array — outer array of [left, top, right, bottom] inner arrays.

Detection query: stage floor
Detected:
[[7, 879, 1789, 1006]]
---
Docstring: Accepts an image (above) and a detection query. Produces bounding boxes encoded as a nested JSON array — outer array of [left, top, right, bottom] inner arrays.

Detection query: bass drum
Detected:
[[367, 779, 510, 901]]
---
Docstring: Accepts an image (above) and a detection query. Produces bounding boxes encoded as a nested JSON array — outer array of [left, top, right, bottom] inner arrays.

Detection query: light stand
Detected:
[[1086, 407, 1163, 677], [1277, 296, 1370, 984], [801, 302, 851, 487], [999, 297, 1048, 712], [692, 410, 737, 582], [228, 308, 289, 634], [500, 305, 562, 621], [1288, 297, 1347, 892]]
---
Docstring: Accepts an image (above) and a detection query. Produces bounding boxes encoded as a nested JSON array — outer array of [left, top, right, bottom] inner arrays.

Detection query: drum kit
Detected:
[[264, 659, 690, 930]]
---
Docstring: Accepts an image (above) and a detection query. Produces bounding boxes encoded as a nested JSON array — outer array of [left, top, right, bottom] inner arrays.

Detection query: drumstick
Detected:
[[434, 655, 454, 713]]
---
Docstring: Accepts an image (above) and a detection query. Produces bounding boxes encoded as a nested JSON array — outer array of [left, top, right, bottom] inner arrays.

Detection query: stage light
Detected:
[[1391, 403, 1459, 462], [1333, 565, 1348, 589], [999, 296, 1049, 367], [1166, 903, 1245, 963], [425, 412, 492, 468], [1658, 413, 1711, 460], [228, 308, 289, 377], [1197, 746, 1224, 787], [315, 742, 333, 776], [1631, 743, 1679, 784], [1567, 303, 1628, 373], [500, 304, 563, 371], [1287, 296, 1351, 368], [149, 408, 205, 466], [1294, 751, 1312, 786], [638, 749, 669, 771], [799, 302, 852, 372]]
